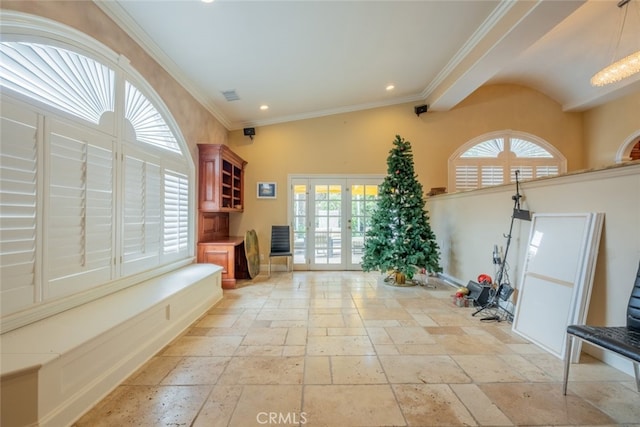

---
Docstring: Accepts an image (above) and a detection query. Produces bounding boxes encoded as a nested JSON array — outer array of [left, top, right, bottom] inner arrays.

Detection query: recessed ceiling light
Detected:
[[202, 0, 214, 3], [386, 84, 395, 91], [260, 105, 269, 111]]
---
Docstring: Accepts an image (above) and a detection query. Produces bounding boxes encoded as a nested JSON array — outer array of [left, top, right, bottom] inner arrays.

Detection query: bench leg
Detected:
[[634, 362, 640, 392], [563, 334, 574, 395]]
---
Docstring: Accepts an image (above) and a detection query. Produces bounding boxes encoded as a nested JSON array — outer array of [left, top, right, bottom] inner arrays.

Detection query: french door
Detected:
[[290, 175, 382, 270]]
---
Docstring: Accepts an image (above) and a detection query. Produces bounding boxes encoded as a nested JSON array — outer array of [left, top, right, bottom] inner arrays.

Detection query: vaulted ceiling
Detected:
[[97, 0, 640, 130]]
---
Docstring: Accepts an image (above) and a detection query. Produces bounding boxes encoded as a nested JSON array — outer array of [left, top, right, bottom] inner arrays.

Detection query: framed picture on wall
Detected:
[[257, 182, 277, 199]]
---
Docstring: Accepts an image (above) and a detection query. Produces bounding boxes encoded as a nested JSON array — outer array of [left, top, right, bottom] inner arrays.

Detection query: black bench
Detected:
[[563, 260, 640, 394]]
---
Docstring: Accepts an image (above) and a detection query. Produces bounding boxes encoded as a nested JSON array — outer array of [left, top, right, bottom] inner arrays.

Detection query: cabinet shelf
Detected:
[[197, 144, 247, 212]]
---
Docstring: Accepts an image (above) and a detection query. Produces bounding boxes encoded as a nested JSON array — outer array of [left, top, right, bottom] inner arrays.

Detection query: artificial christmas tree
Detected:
[[361, 135, 441, 284]]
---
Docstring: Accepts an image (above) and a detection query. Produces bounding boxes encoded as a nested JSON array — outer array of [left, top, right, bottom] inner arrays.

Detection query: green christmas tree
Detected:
[[361, 135, 442, 281]]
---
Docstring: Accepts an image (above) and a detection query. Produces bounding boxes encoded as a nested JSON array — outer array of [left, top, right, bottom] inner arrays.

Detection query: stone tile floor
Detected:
[[75, 271, 640, 426]]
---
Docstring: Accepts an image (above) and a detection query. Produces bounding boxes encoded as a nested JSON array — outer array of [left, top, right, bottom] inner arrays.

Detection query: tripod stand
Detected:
[[472, 170, 530, 321]]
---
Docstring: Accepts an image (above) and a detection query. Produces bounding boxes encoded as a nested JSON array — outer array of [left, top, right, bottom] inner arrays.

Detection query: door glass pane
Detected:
[[313, 184, 342, 265], [350, 183, 379, 265], [292, 184, 307, 264]]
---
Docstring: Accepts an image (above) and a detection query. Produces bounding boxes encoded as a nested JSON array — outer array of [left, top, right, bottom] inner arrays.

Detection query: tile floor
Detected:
[[75, 272, 640, 426]]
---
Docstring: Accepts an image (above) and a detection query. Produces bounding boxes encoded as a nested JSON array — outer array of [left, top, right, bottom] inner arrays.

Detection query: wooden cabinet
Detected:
[[198, 144, 247, 213], [197, 144, 248, 288], [198, 238, 249, 288]]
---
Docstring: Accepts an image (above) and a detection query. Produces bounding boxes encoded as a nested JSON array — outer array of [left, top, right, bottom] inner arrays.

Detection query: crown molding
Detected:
[[93, 0, 232, 129], [233, 93, 425, 130], [421, 0, 516, 101]]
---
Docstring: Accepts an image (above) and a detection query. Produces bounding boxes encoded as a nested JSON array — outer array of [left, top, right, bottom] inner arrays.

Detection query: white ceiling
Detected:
[[96, 0, 640, 130]]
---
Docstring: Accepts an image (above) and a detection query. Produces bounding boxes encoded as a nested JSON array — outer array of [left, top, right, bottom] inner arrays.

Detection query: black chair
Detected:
[[563, 260, 640, 394], [269, 225, 292, 276]]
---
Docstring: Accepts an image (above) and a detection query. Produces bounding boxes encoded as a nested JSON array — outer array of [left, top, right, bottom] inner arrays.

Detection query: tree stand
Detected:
[[384, 270, 418, 287]]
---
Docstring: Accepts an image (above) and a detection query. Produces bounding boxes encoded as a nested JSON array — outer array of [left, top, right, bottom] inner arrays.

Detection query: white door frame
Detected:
[[288, 174, 383, 271]]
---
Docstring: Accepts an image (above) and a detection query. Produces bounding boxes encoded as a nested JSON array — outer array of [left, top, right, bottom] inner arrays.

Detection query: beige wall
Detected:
[[427, 163, 640, 374], [227, 84, 585, 252], [583, 91, 640, 168], [2, 0, 228, 162], [3, 1, 638, 272]]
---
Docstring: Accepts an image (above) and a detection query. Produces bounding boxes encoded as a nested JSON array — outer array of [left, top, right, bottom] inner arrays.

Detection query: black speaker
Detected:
[[499, 283, 514, 301], [414, 104, 428, 116], [467, 280, 491, 306], [243, 127, 255, 137]]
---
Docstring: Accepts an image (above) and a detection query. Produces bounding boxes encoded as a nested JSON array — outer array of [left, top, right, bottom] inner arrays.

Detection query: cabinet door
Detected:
[[199, 245, 231, 273], [199, 153, 220, 211], [198, 243, 236, 288]]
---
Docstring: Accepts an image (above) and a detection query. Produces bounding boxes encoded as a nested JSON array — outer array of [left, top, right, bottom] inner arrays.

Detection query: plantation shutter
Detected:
[[125, 81, 180, 152], [511, 166, 534, 181], [122, 149, 161, 275], [451, 133, 564, 192], [0, 41, 115, 125], [46, 119, 114, 298], [163, 170, 189, 260], [481, 166, 503, 187], [1, 37, 193, 321], [455, 165, 478, 191], [0, 103, 39, 313], [536, 165, 559, 177]]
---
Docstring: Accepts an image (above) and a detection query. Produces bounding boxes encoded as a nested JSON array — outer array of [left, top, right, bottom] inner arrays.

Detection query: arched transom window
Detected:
[[449, 131, 566, 192]]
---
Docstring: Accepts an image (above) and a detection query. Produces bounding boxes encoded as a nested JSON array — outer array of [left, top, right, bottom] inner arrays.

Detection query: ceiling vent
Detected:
[[221, 90, 240, 102]]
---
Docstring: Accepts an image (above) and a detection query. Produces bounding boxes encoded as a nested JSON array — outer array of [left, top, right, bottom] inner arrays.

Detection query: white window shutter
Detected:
[[512, 166, 533, 181], [122, 151, 161, 275], [163, 170, 189, 259], [0, 41, 115, 125], [481, 165, 503, 187], [455, 165, 478, 191], [0, 38, 193, 325], [536, 165, 559, 177], [0, 103, 39, 313], [46, 120, 114, 298], [125, 81, 180, 152], [452, 133, 564, 192]]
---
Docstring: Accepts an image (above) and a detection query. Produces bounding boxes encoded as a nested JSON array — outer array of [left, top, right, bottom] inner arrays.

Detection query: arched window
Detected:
[[0, 13, 194, 322], [449, 131, 566, 192], [631, 142, 640, 161], [616, 131, 640, 163]]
